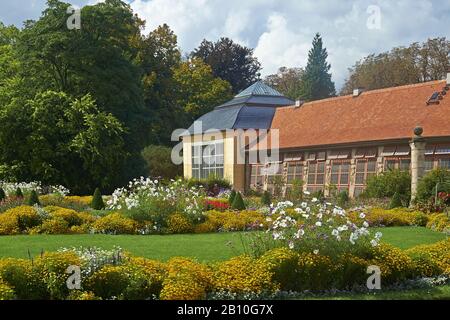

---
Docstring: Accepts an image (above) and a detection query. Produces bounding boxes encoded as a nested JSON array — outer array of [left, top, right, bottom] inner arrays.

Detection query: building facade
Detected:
[[182, 77, 450, 198]]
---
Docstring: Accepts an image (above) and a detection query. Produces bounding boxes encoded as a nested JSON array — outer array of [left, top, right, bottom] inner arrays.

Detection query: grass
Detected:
[[297, 284, 450, 300], [0, 226, 446, 262]]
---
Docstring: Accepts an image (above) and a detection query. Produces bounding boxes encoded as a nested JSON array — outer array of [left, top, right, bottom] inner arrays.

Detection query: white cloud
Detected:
[[2, 0, 450, 90]]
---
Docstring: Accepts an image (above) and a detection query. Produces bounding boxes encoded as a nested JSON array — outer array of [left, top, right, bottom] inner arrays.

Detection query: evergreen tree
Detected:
[[91, 188, 105, 210], [27, 190, 40, 206], [300, 33, 336, 101], [231, 192, 246, 210], [15, 187, 23, 198], [261, 190, 271, 206], [228, 190, 236, 206], [389, 192, 403, 209], [0, 188, 5, 202]]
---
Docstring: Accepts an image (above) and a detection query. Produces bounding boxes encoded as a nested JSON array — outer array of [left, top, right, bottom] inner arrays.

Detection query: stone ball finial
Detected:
[[414, 126, 423, 136]]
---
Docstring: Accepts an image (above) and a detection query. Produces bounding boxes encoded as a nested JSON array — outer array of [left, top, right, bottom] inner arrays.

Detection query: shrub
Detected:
[[364, 169, 411, 205], [296, 252, 336, 291], [160, 257, 213, 300], [92, 213, 137, 234], [406, 239, 450, 275], [426, 213, 450, 233], [34, 251, 81, 299], [286, 179, 304, 203], [0, 188, 5, 202], [67, 291, 101, 300], [202, 210, 266, 232], [0, 259, 46, 299], [0, 281, 15, 300], [0, 206, 41, 234], [141, 145, 183, 179], [213, 255, 275, 294], [15, 188, 23, 198], [45, 207, 84, 227], [125, 257, 166, 299], [39, 218, 70, 234], [167, 214, 194, 234], [231, 192, 246, 210], [261, 191, 271, 206], [416, 169, 450, 204], [337, 190, 349, 208], [91, 188, 105, 210], [86, 265, 130, 299], [228, 190, 236, 206], [389, 192, 403, 209], [334, 254, 370, 289], [188, 176, 231, 197], [258, 248, 300, 291], [27, 190, 40, 206], [356, 208, 428, 227]]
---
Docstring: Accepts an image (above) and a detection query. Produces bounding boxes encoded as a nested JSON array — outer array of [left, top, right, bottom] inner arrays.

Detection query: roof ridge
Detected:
[[279, 80, 446, 109]]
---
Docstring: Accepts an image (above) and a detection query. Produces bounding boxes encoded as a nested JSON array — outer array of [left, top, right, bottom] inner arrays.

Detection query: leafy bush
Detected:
[[416, 169, 450, 205], [213, 256, 275, 294], [86, 265, 130, 299], [426, 213, 450, 233], [91, 188, 105, 210], [38, 218, 70, 234], [406, 238, 450, 275], [92, 213, 137, 234], [228, 190, 236, 206], [141, 145, 183, 179], [15, 188, 23, 198], [389, 191, 403, 209], [258, 247, 300, 291], [0, 188, 5, 202], [231, 192, 246, 210], [349, 208, 428, 227], [364, 170, 411, 206], [167, 214, 194, 234], [337, 190, 349, 208], [261, 191, 271, 206], [0, 281, 15, 300], [187, 176, 231, 197], [27, 190, 40, 206], [0, 206, 41, 234]]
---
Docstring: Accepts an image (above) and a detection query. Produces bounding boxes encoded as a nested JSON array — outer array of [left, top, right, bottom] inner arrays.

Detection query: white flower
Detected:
[[313, 249, 319, 255], [312, 197, 318, 203], [301, 202, 308, 208], [331, 229, 339, 236], [295, 229, 305, 239], [363, 221, 369, 228], [315, 221, 322, 227], [303, 190, 311, 195], [359, 213, 366, 219], [288, 241, 294, 249], [375, 232, 383, 239], [370, 239, 379, 247]]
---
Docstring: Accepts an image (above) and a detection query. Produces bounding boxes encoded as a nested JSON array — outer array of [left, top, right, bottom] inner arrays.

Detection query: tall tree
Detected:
[[137, 24, 183, 145], [341, 37, 450, 95], [173, 57, 232, 122], [264, 67, 305, 100], [300, 33, 336, 101], [191, 37, 261, 94]]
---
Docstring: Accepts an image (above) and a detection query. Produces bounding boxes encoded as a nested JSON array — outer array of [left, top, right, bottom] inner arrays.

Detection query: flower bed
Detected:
[[0, 239, 448, 300]]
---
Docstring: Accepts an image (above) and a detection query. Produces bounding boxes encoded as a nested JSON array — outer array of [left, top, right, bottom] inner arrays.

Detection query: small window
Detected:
[[284, 153, 303, 161], [435, 145, 450, 155], [317, 151, 326, 160], [307, 153, 316, 161], [382, 146, 396, 156], [394, 146, 410, 156]]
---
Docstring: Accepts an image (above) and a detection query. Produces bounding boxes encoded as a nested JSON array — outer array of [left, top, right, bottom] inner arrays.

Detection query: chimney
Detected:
[[353, 87, 364, 97], [294, 99, 304, 108]]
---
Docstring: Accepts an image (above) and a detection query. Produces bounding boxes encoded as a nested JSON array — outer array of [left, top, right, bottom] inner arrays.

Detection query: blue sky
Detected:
[[2, 0, 450, 89]]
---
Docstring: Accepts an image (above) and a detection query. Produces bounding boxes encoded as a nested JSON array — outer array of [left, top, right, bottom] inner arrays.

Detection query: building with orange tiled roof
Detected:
[[182, 75, 450, 198]]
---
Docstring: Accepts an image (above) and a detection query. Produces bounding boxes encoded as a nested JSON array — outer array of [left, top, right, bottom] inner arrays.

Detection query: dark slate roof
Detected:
[[183, 81, 294, 136]]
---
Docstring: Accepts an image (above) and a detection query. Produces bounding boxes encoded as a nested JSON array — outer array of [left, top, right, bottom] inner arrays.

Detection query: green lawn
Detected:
[[0, 227, 446, 262], [297, 284, 450, 300]]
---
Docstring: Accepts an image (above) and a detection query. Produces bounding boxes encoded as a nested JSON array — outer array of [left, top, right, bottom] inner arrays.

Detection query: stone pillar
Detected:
[[410, 127, 426, 204]]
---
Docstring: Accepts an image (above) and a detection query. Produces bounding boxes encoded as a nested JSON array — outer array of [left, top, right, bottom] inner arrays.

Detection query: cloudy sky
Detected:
[[1, 0, 449, 89]]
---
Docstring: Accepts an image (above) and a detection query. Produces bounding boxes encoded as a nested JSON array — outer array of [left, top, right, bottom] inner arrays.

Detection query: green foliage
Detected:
[[173, 57, 232, 122], [91, 188, 105, 210], [341, 37, 450, 95], [337, 190, 349, 208], [231, 192, 246, 210], [27, 190, 40, 206], [187, 176, 231, 196], [141, 145, 182, 179], [416, 169, 450, 203], [264, 67, 304, 100], [364, 170, 411, 206], [286, 179, 304, 203], [228, 190, 236, 206], [299, 33, 336, 101], [191, 37, 262, 94], [389, 192, 403, 209], [15, 188, 23, 198], [0, 188, 5, 202], [261, 191, 271, 206]]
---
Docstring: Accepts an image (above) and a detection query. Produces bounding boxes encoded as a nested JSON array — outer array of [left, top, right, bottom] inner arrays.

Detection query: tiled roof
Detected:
[[267, 80, 450, 149]]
